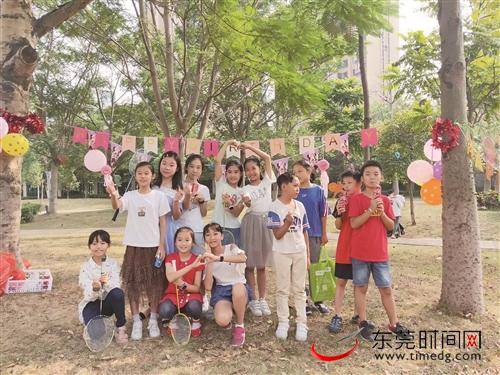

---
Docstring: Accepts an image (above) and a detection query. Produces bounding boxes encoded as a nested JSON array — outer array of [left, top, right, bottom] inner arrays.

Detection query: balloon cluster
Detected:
[[0, 109, 45, 157]]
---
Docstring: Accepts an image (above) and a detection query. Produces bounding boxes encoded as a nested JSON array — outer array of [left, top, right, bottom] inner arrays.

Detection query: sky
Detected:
[[399, 0, 437, 35]]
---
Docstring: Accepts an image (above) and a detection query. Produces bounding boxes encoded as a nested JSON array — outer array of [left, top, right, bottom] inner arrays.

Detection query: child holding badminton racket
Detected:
[[78, 230, 128, 344], [203, 223, 250, 347], [213, 140, 244, 247], [328, 170, 361, 334], [106, 161, 169, 341], [239, 142, 275, 317], [159, 227, 205, 337], [153, 151, 184, 255], [292, 160, 329, 315], [267, 172, 310, 342], [177, 154, 210, 255]]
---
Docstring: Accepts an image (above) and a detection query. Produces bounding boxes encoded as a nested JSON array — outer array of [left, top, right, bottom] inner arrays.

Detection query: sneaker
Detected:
[[191, 320, 202, 338], [358, 320, 376, 342], [259, 299, 271, 316], [275, 322, 289, 340], [328, 315, 343, 333], [148, 319, 160, 338], [295, 323, 308, 342], [389, 322, 411, 340], [131, 320, 143, 341], [231, 326, 245, 347], [115, 326, 128, 344], [350, 315, 360, 325], [248, 300, 262, 317], [315, 302, 329, 314]]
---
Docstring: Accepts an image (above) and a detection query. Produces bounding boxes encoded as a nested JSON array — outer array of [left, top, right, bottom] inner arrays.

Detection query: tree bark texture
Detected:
[[438, 0, 484, 315], [358, 33, 371, 162], [48, 163, 58, 214], [408, 182, 416, 225]]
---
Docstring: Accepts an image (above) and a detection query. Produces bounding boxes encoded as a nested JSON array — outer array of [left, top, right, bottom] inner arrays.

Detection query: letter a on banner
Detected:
[[324, 133, 341, 152], [299, 136, 315, 154], [269, 138, 286, 157]]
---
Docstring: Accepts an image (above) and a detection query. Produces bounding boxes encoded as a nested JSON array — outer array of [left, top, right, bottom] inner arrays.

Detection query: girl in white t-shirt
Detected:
[[177, 154, 210, 255], [239, 142, 276, 317], [153, 151, 184, 254], [203, 223, 249, 347], [106, 161, 169, 341], [213, 140, 244, 247]]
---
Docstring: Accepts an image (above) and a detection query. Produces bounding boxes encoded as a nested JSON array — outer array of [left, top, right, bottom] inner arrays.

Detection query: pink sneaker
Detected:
[[231, 326, 245, 347]]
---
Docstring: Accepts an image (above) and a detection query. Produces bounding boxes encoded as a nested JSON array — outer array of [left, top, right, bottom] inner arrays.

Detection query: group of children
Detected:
[[78, 141, 410, 349]]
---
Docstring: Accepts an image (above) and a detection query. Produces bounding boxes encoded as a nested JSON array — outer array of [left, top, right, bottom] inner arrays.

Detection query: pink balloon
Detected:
[[317, 159, 330, 171], [84, 150, 107, 172], [424, 139, 442, 162], [0, 117, 8, 138], [407, 160, 433, 186], [433, 161, 442, 180]]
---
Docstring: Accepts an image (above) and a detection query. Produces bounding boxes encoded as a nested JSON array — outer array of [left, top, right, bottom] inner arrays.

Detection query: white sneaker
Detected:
[[295, 323, 308, 342], [148, 319, 160, 338], [259, 298, 271, 316], [248, 300, 262, 317], [131, 320, 143, 341], [275, 322, 289, 340]]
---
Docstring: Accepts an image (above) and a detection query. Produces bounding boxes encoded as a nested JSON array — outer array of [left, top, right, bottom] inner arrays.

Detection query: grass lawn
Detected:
[[0, 235, 498, 374], [22, 198, 500, 242]]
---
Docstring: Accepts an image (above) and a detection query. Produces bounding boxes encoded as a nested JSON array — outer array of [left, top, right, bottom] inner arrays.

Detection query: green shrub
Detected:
[[476, 191, 500, 210], [21, 203, 41, 223]]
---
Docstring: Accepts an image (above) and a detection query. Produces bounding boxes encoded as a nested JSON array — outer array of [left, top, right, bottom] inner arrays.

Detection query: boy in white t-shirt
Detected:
[[267, 172, 310, 342]]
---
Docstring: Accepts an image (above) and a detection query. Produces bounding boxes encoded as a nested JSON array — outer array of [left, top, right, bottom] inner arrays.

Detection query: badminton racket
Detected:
[[83, 256, 115, 352], [169, 260, 191, 345]]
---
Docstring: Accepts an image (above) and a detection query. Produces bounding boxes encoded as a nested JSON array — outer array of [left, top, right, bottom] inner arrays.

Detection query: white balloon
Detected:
[[424, 139, 442, 162], [0, 117, 8, 138]]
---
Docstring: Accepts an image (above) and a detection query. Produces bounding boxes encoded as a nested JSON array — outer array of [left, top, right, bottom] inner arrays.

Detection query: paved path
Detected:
[[20, 228, 499, 250]]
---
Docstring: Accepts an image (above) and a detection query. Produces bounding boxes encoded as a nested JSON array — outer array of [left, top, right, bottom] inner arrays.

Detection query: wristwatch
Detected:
[[219, 255, 224, 262]]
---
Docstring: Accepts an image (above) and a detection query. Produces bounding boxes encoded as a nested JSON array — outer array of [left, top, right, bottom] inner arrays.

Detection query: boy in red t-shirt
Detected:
[[328, 170, 361, 333], [348, 160, 410, 341]]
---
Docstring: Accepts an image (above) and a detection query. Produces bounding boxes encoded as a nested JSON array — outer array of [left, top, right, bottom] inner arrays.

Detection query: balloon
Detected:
[[420, 178, 442, 205], [320, 171, 329, 198], [407, 160, 433, 186], [316, 159, 330, 172], [1, 133, 29, 156], [424, 139, 442, 162], [84, 149, 107, 172], [328, 182, 343, 194], [0, 117, 8, 138], [433, 161, 443, 180]]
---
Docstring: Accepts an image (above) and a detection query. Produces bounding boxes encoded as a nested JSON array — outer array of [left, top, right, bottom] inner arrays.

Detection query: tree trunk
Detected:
[[438, 0, 484, 315], [0, 1, 94, 264], [408, 181, 416, 225], [48, 163, 58, 214], [392, 178, 400, 195], [358, 33, 371, 161]]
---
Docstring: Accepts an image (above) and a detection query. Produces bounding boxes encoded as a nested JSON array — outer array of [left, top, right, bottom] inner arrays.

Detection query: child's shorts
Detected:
[[351, 258, 392, 288], [210, 283, 252, 307], [334, 263, 353, 280]]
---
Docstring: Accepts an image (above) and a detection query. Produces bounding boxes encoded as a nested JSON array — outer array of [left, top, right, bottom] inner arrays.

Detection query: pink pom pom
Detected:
[[101, 165, 112, 175], [317, 159, 330, 171]]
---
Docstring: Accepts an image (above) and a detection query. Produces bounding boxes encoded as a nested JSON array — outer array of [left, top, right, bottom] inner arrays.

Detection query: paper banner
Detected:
[[244, 140, 260, 158], [185, 138, 202, 155], [273, 157, 289, 175], [269, 138, 286, 157], [203, 139, 219, 157], [72, 127, 88, 145], [340, 134, 349, 156], [302, 149, 319, 166], [361, 128, 378, 148], [324, 133, 341, 152], [88, 130, 96, 149], [483, 137, 496, 164], [121, 135, 136, 152], [143, 136, 158, 154], [299, 136, 315, 154], [226, 144, 240, 158], [163, 136, 180, 154], [94, 131, 110, 150], [110, 142, 123, 168], [485, 163, 494, 180]]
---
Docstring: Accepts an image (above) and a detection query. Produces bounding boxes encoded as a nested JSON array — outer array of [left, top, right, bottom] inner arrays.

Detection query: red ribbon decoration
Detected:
[[1, 109, 45, 135], [310, 339, 359, 362], [431, 117, 460, 153]]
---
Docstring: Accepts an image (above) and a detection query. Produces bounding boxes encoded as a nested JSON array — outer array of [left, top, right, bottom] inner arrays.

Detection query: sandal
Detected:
[[115, 326, 128, 344]]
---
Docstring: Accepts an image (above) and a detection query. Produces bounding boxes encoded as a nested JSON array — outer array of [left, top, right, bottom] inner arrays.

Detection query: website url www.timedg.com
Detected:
[[374, 351, 482, 363]]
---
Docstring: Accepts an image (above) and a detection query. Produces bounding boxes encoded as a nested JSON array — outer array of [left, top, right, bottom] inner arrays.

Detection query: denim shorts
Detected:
[[210, 283, 252, 307], [351, 258, 392, 287]]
